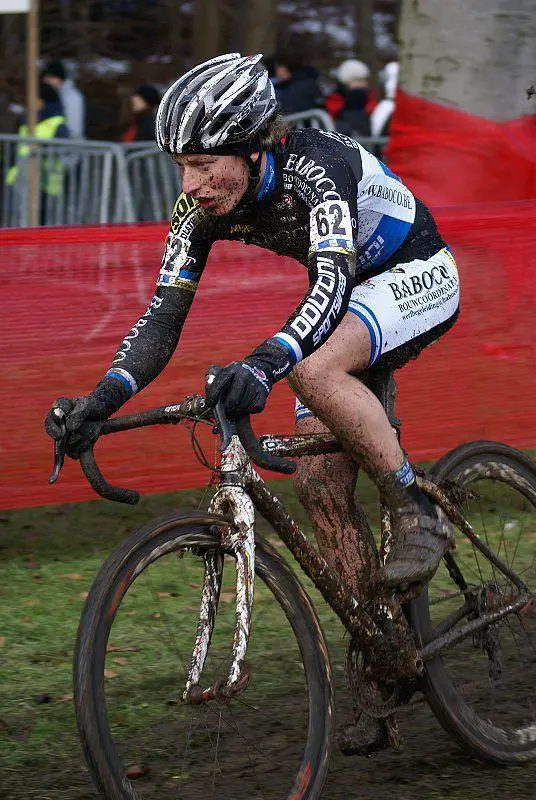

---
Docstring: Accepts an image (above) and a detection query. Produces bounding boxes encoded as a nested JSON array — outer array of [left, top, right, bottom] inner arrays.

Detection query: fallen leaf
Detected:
[[106, 644, 141, 653], [188, 583, 202, 589], [104, 669, 118, 679], [23, 599, 39, 607], [31, 573, 42, 580], [19, 616, 32, 624], [126, 610, 136, 616], [126, 764, 150, 780], [220, 592, 235, 603], [150, 612, 161, 619], [156, 592, 171, 598], [56, 694, 73, 703], [79, 592, 89, 599], [59, 573, 84, 581], [0, 637, 7, 647], [113, 657, 127, 666]]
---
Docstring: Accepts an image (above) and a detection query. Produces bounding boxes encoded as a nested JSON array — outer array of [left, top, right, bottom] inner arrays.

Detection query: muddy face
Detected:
[[172, 153, 251, 215]]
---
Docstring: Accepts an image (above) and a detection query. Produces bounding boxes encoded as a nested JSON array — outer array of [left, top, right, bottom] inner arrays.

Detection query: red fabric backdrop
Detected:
[[387, 90, 536, 206], [1, 203, 535, 510]]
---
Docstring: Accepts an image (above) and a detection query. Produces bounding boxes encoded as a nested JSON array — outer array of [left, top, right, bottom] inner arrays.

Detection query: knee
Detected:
[[290, 358, 343, 410]]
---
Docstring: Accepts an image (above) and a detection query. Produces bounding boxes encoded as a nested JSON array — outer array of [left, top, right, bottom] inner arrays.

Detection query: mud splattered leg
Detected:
[[293, 414, 379, 598]]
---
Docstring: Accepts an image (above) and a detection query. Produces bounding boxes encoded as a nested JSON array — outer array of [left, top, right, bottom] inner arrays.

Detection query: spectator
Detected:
[[5, 83, 69, 224], [42, 60, 85, 138], [325, 59, 371, 138], [369, 61, 399, 136], [121, 84, 161, 142], [272, 55, 323, 115]]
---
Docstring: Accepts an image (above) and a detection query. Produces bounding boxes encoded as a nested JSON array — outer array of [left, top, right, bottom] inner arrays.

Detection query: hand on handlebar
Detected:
[[45, 395, 109, 459], [205, 362, 273, 419]]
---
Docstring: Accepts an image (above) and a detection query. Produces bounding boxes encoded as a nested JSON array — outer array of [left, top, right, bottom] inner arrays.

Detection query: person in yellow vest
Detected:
[[6, 82, 69, 223]]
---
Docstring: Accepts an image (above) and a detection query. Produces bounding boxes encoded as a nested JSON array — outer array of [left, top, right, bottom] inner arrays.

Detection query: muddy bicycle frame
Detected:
[[55, 382, 533, 706]]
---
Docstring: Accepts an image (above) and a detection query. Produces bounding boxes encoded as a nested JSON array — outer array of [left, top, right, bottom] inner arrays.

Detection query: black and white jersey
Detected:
[[105, 128, 445, 399]]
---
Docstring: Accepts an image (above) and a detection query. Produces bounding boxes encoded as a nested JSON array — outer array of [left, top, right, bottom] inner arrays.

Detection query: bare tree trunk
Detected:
[[193, 0, 222, 62], [353, 0, 379, 89], [398, 0, 536, 120], [243, 0, 277, 55]]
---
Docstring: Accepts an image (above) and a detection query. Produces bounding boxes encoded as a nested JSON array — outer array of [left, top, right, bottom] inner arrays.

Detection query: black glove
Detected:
[[45, 395, 110, 459], [45, 378, 129, 459], [205, 340, 293, 419], [205, 361, 273, 419]]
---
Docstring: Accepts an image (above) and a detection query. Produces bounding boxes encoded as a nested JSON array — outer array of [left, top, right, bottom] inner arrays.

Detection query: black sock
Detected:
[[394, 459, 435, 512]]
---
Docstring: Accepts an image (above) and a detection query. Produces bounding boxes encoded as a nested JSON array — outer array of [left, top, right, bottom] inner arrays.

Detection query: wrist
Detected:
[[92, 374, 132, 416], [245, 338, 294, 383]]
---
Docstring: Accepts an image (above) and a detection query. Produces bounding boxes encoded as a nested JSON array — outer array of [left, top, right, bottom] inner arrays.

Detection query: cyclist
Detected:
[[45, 53, 460, 753]]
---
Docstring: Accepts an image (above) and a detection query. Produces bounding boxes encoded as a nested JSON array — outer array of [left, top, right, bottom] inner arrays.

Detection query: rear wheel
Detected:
[[408, 442, 536, 763], [74, 511, 334, 799]]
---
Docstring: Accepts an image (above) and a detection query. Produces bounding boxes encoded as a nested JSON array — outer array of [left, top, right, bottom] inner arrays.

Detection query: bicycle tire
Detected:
[[73, 510, 334, 799], [407, 440, 536, 764]]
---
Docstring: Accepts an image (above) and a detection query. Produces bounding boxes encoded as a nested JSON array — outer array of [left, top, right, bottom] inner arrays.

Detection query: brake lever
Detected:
[[206, 369, 234, 452], [48, 408, 67, 484], [214, 401, 233, 452]]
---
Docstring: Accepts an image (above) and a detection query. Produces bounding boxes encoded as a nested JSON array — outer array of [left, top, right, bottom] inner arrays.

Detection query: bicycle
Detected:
[[49, 367, 536, 799]]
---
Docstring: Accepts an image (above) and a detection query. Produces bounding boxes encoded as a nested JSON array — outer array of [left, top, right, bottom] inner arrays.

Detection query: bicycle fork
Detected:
[[183, 435, 255, 705]]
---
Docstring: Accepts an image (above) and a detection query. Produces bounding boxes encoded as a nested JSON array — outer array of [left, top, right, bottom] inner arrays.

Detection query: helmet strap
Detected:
[[237, 152, 263, 207]]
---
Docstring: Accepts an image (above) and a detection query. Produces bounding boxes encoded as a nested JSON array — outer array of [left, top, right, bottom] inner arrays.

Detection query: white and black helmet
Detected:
[[156, 53, 278, 155]]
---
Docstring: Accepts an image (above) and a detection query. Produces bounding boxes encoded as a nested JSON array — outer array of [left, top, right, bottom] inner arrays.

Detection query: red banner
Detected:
[[1, 203, 535, 510], [387, 90, 536, 206]]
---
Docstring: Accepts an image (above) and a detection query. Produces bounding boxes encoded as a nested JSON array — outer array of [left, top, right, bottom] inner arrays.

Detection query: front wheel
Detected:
[[408, 441, 536, 764], [74, 511, 334, 799]]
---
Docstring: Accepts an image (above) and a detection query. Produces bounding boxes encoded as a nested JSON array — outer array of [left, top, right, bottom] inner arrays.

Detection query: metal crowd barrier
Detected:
[[0, 135, 135, 227], [122, 142, 180, 222], [0, 111, 389, 227], [284, 108, 337, 131], [283, 109, 388, 157]]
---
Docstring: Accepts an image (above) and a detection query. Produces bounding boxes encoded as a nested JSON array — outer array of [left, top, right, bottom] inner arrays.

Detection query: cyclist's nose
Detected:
[[181, 167, 201, 196]]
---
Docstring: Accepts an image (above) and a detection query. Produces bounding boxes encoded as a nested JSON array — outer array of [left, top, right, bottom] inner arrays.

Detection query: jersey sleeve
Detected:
[[258, 146, 359, 377], [100, 194, 212, 401]]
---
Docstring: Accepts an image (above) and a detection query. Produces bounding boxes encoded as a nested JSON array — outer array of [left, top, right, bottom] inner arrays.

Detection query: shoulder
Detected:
[[170, 192, 203, 236], [281, 129, 362, 207]]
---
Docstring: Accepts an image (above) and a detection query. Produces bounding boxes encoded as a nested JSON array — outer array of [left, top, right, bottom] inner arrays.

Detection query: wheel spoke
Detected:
[[75, 518, 330, 799], [420, 452, 536, 761]]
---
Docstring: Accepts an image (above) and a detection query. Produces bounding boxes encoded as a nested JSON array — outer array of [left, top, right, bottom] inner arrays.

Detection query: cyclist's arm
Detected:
[[91, 223, 211, 415], [247, 150, 358, 380]]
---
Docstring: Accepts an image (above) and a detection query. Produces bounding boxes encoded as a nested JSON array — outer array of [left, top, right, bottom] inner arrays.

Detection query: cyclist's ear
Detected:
[[249, 152, 260, 164]]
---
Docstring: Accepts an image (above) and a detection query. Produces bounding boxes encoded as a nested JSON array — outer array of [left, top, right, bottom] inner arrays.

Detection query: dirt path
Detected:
[[5, 681, 535, 800]]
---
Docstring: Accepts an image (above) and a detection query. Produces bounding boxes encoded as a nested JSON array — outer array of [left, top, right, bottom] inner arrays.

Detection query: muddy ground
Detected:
[[4, 680, 535, 800]]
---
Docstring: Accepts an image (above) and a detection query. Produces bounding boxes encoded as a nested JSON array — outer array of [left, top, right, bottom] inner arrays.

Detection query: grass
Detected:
[[1, 463, 536, 799]]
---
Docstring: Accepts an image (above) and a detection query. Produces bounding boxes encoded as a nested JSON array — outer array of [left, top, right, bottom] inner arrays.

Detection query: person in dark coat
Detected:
[[273, 55, 323, 115], [326, 59, 372, 138], [122, 84, 161, 142]]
